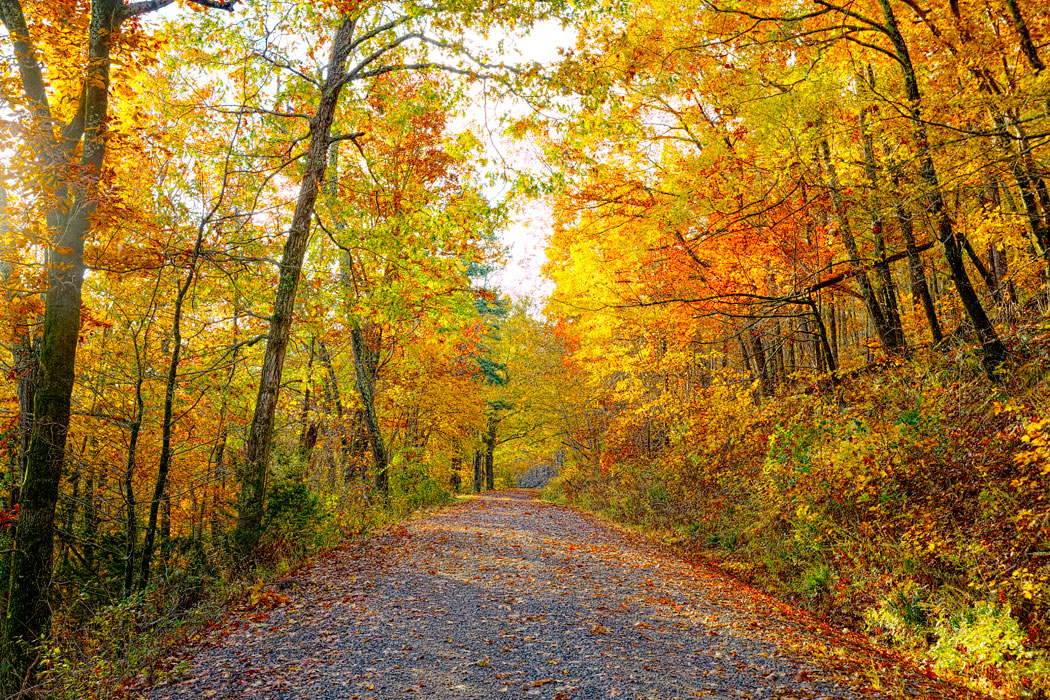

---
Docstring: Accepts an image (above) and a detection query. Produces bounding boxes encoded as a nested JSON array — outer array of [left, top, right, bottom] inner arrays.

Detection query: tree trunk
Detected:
[[799, 315, 821, 371], [211, 425, 229, 538], [982, 176, 1010, 298], [210, 298, 239, 538], [318, 339, 352, 473], [297, 337, 317, 461], [809, 298, 837, 375], [328, 142, 389, 497], [350, 323, 389, 496], [888, 172, 944, 344], [748, 330, 773, 396], [2, 0, 123, 690], [959, 228, 1002, 303], [13, 336, 37, 491], [484, 415, 497, 491], [1003, 0, 1044, 73], [450, 456, 462, 492], [59, 470, 79, 576], [139, 162, 216, 590], [348, 411, 370, 482], [826, 304, 839, 367], [877, 0, 1006, 376], [773, 318, 785, 382], [819, 139, 901, 354], [858, 109, 906, 349], [161, 494, 171, 549], [82, 444, 102, 574], [123, 369, 144, 598], [738, 334, 754, 379], [235, 16, 356, 554]]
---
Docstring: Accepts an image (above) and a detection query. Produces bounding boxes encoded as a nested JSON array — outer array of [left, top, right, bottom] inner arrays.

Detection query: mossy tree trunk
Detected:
[[1, 0, 120, 691]]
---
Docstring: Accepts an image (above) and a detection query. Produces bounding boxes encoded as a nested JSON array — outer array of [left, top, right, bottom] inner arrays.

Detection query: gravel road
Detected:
[[146, 490, 984, 699]]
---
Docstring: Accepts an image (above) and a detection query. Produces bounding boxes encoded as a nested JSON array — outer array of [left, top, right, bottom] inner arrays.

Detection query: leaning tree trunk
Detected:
[[877, 0, 1006, 376], [858, 109, 906, 349], [887, 169, 944, 344], [235, 16, 357, 555], [1003, 0, 1044, 73]]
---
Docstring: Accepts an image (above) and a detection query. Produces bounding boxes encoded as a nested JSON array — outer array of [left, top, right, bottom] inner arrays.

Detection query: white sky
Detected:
[[460, 19, 576, 302]]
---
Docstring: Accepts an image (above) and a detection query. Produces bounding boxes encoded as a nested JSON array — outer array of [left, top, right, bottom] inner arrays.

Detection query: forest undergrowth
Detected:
[[546, 316, 1050, 699], [20, 460, 455, 700]]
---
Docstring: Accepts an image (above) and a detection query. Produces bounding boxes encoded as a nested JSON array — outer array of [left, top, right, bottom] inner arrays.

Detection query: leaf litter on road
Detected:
[[146, 490, 987, 700]]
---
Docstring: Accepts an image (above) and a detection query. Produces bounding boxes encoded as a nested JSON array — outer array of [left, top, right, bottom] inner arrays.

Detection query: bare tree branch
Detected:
[[123, 0, 237, 19]]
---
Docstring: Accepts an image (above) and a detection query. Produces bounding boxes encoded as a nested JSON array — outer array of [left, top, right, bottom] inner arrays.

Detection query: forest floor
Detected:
[[144, 490, 987, 700]]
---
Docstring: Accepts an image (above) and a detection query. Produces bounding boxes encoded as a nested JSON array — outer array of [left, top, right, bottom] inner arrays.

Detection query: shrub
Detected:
[[259, 477, 333, 565], [389, 456, 453, 514]]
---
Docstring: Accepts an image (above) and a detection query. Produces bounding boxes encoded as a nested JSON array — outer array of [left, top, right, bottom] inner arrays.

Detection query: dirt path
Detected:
[[146, 491, 983, 699]]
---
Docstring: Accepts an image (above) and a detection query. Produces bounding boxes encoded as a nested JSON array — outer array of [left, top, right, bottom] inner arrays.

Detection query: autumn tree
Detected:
[[0, 0, 236, 692]]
